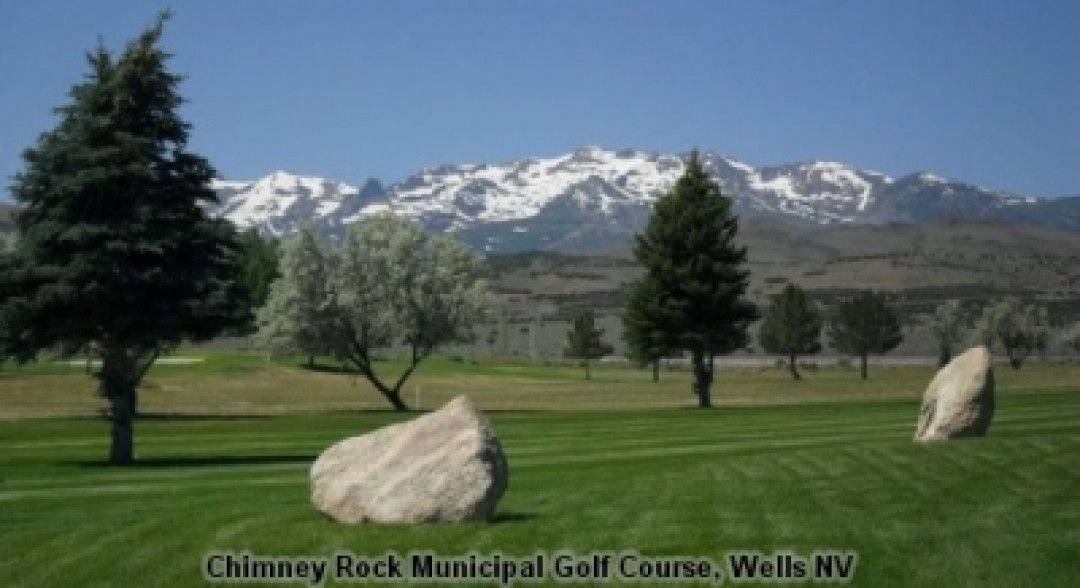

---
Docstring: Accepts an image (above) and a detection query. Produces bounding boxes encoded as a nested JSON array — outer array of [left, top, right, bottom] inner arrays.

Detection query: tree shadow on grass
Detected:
[[323, 407, 546, 416], [135, 413, 279, 421], [67, 454, 315, 468], [491, 511, 537, 524], [60, 413, 280, 422], [299, 363, 359, 374]]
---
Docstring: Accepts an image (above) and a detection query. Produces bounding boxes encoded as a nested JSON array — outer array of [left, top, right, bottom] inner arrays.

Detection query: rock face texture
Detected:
[[310, 396, 508, 523], [914, 346, 995, 441]]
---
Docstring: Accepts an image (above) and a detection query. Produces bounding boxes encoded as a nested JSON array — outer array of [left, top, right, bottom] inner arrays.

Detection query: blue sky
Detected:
[[1, 0, 1077, 198]]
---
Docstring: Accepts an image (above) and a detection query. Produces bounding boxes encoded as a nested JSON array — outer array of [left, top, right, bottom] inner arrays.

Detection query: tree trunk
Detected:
[[100, 354, 136, 465], [692, 349, 713, 408], [344, 355, 412, 412], [789, 353, 801, 380], [347, 364, 413, 412], [1005, 346, 1025, 370], [307, 354, 314, 368], [651, 357, 660, 383], [860, 354, 868, 380], [585, 358, 591, 380], [98, 346, 158, 465], [340, 327, 429, 412], [109, 391, 134, 465], [381, 388, 409, 412]]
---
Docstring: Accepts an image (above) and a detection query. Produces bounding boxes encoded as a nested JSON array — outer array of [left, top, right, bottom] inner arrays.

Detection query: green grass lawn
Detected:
[[1, 355, 1078, 586]]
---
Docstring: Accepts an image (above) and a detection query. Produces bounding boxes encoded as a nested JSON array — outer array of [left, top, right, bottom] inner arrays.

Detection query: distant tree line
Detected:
[[587, 153, 1074, 389], [752, 292, 1056, 377]]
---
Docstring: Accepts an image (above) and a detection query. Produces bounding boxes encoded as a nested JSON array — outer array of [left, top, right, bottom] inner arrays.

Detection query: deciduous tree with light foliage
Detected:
[[255, 226, 334, 366], [928, 299, 967, 366], [258, 216, 487, 410], [0, 14, 248, 464], [975, 298, 1048, 369], [1061, 322, 1080, 357]]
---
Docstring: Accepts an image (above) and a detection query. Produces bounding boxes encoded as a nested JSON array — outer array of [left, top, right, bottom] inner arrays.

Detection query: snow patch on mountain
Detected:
[[917, 172, 949, 184], [381, 147, 684, 228], [210, 170, 360, 235]]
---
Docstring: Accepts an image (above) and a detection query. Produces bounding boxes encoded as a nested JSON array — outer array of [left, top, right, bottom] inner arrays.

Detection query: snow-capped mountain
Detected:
[[206, 147, 1077, 252], [210, 171, 387, 236]]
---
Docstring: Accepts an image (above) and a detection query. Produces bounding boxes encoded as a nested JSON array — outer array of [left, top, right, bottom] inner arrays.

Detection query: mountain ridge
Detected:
[[8, 148, 1079, 253]]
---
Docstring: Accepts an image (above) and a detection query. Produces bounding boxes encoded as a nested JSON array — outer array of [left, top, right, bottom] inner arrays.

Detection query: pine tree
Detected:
[[631, 151, 758, 407], [829, 290, 903, 380], [758, 283, 822, 380], [623, 275, 676, 382], [0, 13, 248, 464], [564, 311, 613, 380]]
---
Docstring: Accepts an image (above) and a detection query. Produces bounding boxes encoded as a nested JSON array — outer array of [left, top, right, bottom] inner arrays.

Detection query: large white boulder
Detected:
[[311, 396, 508, 523], [914, 346, 995, 441]]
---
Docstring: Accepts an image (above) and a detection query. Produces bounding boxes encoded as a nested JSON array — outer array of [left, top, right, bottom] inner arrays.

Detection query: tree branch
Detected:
[[133, 347, 160, 384], [390, 342, 431, 395], [339, 317, 398, 396]]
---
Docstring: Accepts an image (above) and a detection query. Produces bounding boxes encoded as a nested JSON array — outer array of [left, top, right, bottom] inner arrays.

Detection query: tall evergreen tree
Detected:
[[829, 290, 903, 380], [0, 13, 248, 464], [622, 275, 675, 382], [758, 283, 822, 380], [632, 151, 758, 407], [564, 310, 613, 380]]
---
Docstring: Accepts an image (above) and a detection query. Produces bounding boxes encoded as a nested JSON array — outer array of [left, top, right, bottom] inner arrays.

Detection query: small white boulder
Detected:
[[914, 346, 995, 441]]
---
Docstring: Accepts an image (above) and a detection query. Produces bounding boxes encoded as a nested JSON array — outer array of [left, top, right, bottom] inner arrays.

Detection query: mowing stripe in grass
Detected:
[[2, 381, 1078, 587]]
